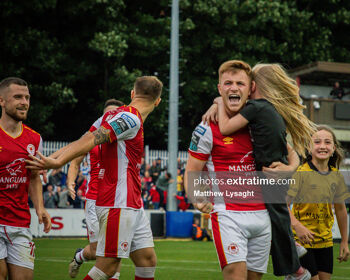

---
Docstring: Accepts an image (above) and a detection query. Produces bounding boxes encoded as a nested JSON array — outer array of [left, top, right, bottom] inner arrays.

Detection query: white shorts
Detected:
[[85, 200, 99, 243], [0, 225, 35, 270], [96, 207, 154, 259], [211, 210, 271, 273]]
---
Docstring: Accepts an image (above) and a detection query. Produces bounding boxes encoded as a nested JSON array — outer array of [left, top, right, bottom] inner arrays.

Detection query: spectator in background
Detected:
[[156, 171, 174, 209], [150, 159, 162, 183], [56, 186, 70, 208], [330, 82, 345, 100], [43, 184, 58, 208], [192, 218, 211, 241], [80, 161, 90, 178], [177, 157, 184, 173], [175, 193, 190, 212], [145, 163, 151, 175], [149, 183, 160, 209], [141, 171, 153, 190], [176, 169, 184, 195], [48, 167, 67, 189]]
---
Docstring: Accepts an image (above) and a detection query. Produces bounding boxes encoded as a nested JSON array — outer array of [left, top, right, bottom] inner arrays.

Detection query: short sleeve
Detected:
[[333, 171, 350, 203], [287, 169, 302, 199], [239, 100, 258, 122], [102, 112, 141, 142], [188, 122, 212, 161], [90, 116, 103, 132], [37, 136, 43, 154]]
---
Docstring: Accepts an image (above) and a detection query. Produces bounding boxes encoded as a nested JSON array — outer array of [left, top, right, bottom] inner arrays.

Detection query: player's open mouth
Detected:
[[228, 94, 241, 104]]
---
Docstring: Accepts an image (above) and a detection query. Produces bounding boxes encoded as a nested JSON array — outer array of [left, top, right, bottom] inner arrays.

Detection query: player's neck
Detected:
[[128, 100, 155, 122], [0, 114, 23, 137], [311, 158, 330, 172]]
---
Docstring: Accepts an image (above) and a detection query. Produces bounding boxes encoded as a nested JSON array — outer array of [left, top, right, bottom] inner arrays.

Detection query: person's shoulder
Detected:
[[297, 162, 313, 172], [23, 124, 40, 137]]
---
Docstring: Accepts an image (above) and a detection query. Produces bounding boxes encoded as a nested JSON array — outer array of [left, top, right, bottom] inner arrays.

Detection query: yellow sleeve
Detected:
[[333, 171, 350, 203]]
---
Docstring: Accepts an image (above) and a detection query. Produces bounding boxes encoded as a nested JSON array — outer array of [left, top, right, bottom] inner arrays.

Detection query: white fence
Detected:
[[43, 141, 188, 173]]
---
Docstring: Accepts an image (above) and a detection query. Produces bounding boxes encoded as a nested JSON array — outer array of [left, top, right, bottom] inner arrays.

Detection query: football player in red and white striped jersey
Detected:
[[66, 99, 124, 279], [26, 76, 162, 280]]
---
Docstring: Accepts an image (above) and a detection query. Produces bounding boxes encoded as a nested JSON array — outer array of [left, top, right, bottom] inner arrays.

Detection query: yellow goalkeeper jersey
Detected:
[[287, 161, 350, 248]]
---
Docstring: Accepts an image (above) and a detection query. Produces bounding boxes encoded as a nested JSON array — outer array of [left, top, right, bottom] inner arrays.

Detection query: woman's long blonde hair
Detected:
[[252, 63, 316, 158]]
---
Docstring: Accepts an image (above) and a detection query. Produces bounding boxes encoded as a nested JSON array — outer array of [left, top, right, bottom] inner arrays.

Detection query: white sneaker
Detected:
[[295, 242, 307, 258], [68, 248, 83, 278], [285, 269, 311, 280]]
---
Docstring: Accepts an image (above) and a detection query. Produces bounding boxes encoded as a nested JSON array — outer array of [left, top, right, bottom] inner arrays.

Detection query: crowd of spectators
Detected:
[[29, 166, 88, 209], [141, 157, 193, 211]]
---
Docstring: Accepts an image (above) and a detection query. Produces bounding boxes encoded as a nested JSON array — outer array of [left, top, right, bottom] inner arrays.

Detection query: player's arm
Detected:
[[334, 203, 350, 262], [216, 97, 248, 135], [26, 127, 110, 170], [262, 143, 300, 174], [29, 170, 52, 233], [184, 155, 212, 213], [66, 154, 85, 200]]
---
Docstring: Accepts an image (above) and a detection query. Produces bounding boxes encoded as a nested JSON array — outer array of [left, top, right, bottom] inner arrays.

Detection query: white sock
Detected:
[[135, 267, 156, 278], [110, 272, 120, 279], [75, 249, 87, 264], [88, 266, 109, 280]]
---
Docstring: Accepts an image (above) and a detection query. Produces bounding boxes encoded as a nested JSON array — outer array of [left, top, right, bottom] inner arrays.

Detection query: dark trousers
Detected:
[[266, 203, 301, 276]]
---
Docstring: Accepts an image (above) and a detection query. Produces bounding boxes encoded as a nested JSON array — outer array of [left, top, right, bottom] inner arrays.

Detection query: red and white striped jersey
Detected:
[[188, 122, 266, 212], [0, 124, 43, 228], [93, 106, 144, 209]]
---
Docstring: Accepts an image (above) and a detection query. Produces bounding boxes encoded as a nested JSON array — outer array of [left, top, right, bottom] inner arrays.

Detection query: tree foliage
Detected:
[[0, 0, 349, 149]]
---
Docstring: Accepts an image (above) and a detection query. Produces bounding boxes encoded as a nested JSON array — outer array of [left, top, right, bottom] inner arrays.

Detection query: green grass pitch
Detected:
[[33, 239, 350, 279]]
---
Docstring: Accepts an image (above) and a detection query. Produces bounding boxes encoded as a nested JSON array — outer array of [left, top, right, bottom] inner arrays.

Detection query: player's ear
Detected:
[[217, 83, 223, 97], [154, 97, 161, 107], [250, 81, 256, 96], [130, 89, 135, 99]]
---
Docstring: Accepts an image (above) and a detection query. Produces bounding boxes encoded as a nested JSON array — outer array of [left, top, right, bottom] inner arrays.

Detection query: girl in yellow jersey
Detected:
[[287, 125, 350, 280]]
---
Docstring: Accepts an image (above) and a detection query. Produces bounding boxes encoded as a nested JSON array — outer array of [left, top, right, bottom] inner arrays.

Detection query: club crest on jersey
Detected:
[[27, 144, 35, 155], [222, 137, 233, 145], [6, 158, 25, 176], [110, 118, 129, 135], [120, 241, 129, 252], [227, 243, 239, 255]]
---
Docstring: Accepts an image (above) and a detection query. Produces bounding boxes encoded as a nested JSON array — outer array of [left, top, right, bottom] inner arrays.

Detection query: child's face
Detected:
[[311, 130, 335, 161]]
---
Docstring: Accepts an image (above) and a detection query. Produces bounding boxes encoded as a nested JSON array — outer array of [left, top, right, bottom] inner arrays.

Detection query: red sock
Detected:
[[295, 266, 305, 275], [83, 276, 93, 280], [135, 277, 154, 280]]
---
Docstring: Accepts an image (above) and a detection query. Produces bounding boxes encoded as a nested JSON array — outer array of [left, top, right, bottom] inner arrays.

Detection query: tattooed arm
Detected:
[[26, 128, 111, 170]]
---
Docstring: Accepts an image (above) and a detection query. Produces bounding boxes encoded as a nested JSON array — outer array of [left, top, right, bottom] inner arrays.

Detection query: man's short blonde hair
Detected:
[[218, 60, 252, 82], [134, 76, 163, 101]]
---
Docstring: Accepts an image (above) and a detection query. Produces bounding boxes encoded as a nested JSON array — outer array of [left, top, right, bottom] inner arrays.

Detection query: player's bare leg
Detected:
[[0, 259, 7, 280], [247, 270, 263, 280], [7, 263, 33, 280], [96, 256, 120, 277], [222, 262, 247, 280], [130, 247, 157, 279], [318, 272, 330, 280], [83, 242, 97, 260], [82, 256, 121, 280]]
